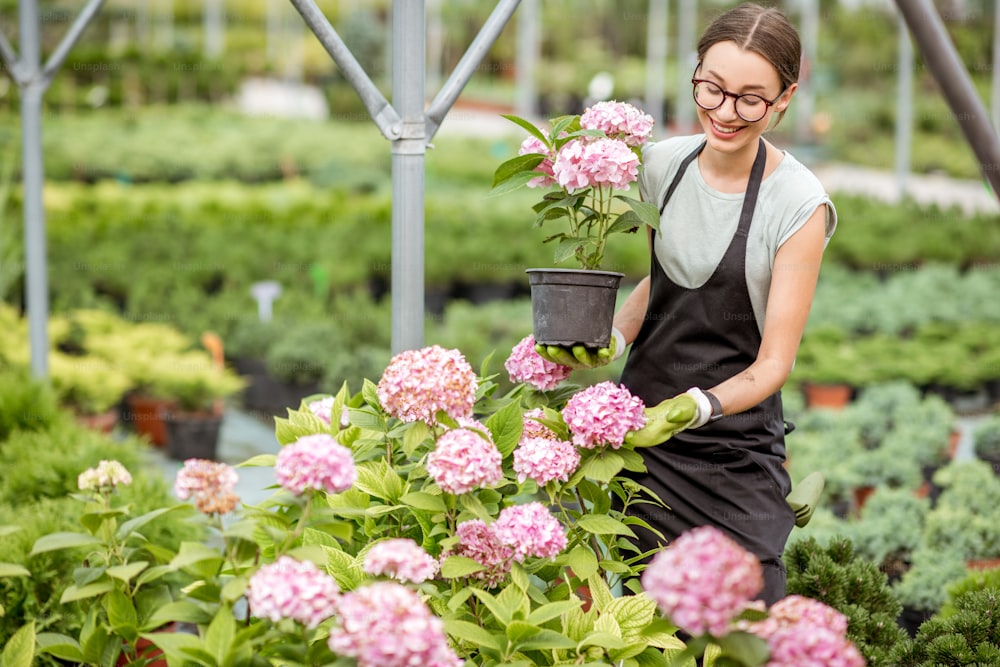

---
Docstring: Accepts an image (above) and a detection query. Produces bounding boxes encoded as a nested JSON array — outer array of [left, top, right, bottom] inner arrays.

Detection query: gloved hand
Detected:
[[623, 388, 714, 447], [534, 327, 626, 370], [786, 471, 825, 528]]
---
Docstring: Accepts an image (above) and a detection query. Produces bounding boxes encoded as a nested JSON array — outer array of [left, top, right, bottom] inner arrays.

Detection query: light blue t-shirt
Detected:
[[638, 134, 838, 334]]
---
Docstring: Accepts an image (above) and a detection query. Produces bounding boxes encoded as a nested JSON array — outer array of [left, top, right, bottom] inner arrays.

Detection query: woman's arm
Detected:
[[708, 205, 828, 416], [613, 226, 653, 344]]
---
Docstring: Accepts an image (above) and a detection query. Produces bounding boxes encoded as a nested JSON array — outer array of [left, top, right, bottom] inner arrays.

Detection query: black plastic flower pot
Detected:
[[164, 411, 224, 462], [526, 268, 624, 348]]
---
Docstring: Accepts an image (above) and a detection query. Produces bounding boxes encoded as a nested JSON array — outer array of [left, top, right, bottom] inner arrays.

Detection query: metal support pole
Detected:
[[896, 0, 1000, 197], [426, 0, 522, 139], [391, 0, 426, 353], [427, 0, 444, 94], [288, 0, 401, 139], [645, 0, 668, 133], [514, 0, 538, 120], [675, 0, 696, 133], [894, 9, 913, 200]]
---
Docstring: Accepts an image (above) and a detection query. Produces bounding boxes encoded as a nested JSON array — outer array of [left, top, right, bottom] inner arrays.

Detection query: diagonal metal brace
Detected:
[[288, 0, 402, 140], [0, 27, 26, 83], [41, 0, 106, 85], [424, 0, 522, 141]]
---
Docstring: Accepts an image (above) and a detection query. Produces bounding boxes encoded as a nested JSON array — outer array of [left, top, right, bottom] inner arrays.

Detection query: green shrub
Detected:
[[785, 536, 910, 667], [888, 590, 1000, 666], [0, 369, 61, 441]]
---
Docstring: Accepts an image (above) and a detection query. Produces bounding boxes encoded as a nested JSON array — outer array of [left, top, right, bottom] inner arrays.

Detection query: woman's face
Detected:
[[694, 41, 794, 154]]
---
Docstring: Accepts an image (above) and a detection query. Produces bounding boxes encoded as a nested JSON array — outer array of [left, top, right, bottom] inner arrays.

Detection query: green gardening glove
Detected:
[[534, 327, 625, 370], [624, 392, 702, 448]]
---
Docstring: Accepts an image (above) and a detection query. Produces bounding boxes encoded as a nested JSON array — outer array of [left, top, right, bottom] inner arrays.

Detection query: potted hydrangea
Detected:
[[492, 101, 660, 349]]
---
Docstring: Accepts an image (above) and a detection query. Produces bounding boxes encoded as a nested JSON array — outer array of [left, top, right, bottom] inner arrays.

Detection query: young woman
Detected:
[[542, 2, 836, 603]]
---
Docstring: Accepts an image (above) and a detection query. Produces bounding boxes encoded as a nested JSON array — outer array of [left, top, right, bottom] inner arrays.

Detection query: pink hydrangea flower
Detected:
[[504, 334, 572, 390], [745, 596, 865, 667], [174, 459, 240, 515], [552, 137, 640, 193], [247, 556, 340, 629], [78, 460, 132, 491], [377, 345, 477, 425], [328, 581, 463, 667], [276, 433, 357, 495], [518, 135, 556, 188], [308, 395, 335, 426], [562, 381, 646, 449], [513, 436, 580, 486], [521, 408, 559, 441], [493, 502, 567, 561], [641, 526, 763, 637], [363, 538, 440, 584], [449, 519, 515, 588], [581, 100, 655, 146], [426, 426, 504, 495]]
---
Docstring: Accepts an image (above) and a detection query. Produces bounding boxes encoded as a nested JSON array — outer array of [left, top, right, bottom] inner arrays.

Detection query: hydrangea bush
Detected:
[[3, 342, 864, 667]]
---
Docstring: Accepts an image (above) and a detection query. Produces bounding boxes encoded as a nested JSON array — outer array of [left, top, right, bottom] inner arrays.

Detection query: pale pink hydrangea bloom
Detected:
[[513, 436, 580, 486], [247, 556, 340, 629], [275, 433, 357, 495], [426, 426, 503, 495], [580, 100, 655, 146], [307, 395, 335, 426], [518, 135, 556, 188], [744, 595, 865, 667], [641, 526, 763, 637], [552, 137, 640, 193], [78, 460, 132, 491], [561, 381, 646, 449], [174, 459, 240, 515], [328, 581, 463, 667], [504, 334, 572, 390], [376, 345, 477, 425], [521, 408, 559, 441], [363, 538, 440, 584], [493, 502, 567, 561], [449, 519, 515, 588]]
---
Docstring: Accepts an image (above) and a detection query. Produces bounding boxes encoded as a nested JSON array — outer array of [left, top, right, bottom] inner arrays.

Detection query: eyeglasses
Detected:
[[691, 78, 785, 123]]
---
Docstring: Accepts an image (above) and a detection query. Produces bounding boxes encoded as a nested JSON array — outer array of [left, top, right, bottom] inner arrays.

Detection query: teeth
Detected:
[[713, 121, 740, 134]]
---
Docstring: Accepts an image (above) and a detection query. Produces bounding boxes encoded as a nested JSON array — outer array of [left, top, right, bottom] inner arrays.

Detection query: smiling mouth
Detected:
[[711, 120, 743, 134]]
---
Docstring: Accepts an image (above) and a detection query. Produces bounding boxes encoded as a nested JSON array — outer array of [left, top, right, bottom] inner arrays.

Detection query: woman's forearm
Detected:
[[613, 276, 651, 344]]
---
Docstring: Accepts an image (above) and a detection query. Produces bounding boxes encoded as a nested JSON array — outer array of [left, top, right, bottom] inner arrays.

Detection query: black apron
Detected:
[[619, 138, 795, 604]]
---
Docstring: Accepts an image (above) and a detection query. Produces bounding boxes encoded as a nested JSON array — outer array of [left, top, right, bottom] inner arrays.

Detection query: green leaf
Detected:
[[553, 237, 589, 264], [489, 169, 541, 197], [587, 574, 616, 611], [106, 561, 149, 583], [145, 601, 213, 629], [402, 420, 432, 456], [510, 561, 530, 591], [616, 195, 662, 231], [607, 210, 644, 235], [440, 555, 485, 578], [0, 563, 30, 577], [471, 588, 513, 626], [400, 490, 447, 513], [106, 588, 138, 642], [526, 599, 582, 626], [443, 618, 503, 653], [2, 621, 35, 667], [60, 580, 113, 603], [346, 406, 385, 431], [493, 153, 546, 187], [715, 630, 770, 665], [29, 531, 101, 555], [205, 604, 236, 664], [578, 630, 627, 651], [0, 525, 22, 537], [500, 114, 550, 146], [140, 631, 206, 665], [361, 378, 380, 408], [517, 627, 579, 651], [607, 594, 657, 641], [169, 541, 225, 576], [566, 545, 600, 580], [581, 451, 625, 482], [35, 632, 83, 663], [486, 399, 523, 458], [577, 513, 635, 537], [237, 454, 277, 468]]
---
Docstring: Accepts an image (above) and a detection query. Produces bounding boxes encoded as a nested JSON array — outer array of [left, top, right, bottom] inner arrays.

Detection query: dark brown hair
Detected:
[[697, 2, 801, 93]]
